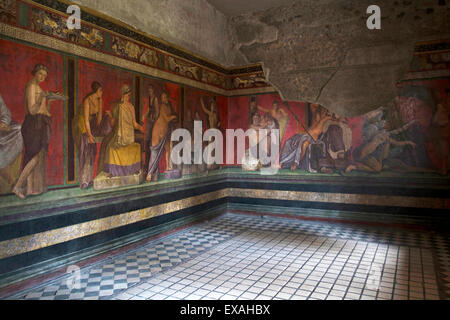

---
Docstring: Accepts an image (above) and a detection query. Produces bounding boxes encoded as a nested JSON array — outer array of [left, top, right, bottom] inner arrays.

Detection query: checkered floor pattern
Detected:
[[6, 213, 450, 300]]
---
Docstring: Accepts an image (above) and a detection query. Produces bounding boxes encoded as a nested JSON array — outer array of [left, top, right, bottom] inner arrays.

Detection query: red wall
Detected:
[[0, 39, 64, 186], [78, 60, 133, 114], [1, 37, 448, 193]]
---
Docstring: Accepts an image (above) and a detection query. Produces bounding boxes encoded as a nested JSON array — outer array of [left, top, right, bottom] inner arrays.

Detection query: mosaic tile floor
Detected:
[[6, 213, 450, 300]]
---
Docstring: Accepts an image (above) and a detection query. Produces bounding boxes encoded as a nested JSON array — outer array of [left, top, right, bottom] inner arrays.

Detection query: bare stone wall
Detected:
[[228, 0, 450, 116]]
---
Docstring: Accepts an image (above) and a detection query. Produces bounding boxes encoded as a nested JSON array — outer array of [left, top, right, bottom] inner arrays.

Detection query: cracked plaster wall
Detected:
[[73, 0, 237, 66], [73, 0, 449, 117], [229, 0, 450, 116]]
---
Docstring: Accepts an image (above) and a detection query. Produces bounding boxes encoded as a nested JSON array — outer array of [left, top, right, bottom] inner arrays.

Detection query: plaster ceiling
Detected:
[[206, 0, 297, 16]]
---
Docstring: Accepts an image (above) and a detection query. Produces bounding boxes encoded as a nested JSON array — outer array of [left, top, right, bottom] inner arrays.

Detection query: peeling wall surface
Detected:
[[72, 0, 449, 117], [73, 0, 237, 66], [229, 0, 450, 116]]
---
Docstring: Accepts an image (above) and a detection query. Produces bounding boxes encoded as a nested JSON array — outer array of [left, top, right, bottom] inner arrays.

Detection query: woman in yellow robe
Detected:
[[98, 85, 144, 177]]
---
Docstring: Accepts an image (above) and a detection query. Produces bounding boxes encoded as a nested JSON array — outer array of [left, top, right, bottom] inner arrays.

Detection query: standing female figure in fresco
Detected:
[[142, 84, 160, 172], [72, 81, 112, 189], [13, 64, 61, 198], [98, 84, 143, 177], [146, 91, 178, 181]]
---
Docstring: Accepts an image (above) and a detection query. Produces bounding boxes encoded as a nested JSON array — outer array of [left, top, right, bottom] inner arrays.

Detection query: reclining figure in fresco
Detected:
[[0, 93, 23, 191]]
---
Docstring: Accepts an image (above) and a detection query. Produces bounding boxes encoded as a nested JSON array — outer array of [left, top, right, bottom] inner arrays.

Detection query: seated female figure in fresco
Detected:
[[146, 91, 178, 181], [98, 85, 143, 177], [72, 81, 112, 188], [257, 100, 289, 144], [13, 64, 64, 199], [0, 93, 23, 190]]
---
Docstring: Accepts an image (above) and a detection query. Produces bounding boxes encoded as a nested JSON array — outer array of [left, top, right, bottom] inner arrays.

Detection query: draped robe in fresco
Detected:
[[0, 93, 23, 170], [72, 100, 112, 186], [98, 101, 141, 176], [280, 133, 326, 172], [17, 81, 52, 195]]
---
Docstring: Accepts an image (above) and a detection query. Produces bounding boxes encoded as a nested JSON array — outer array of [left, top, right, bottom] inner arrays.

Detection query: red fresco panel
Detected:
[[0, 39, 64, 186]]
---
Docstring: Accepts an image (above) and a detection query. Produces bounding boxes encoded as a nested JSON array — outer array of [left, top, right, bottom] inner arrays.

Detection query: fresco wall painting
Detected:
[[0, 0, 449, 200], [226, 79, 449, 176], [0, 38, 64, 195]]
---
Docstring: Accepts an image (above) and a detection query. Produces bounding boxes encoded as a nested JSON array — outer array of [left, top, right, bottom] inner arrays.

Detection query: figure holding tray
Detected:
[[13, 64, 64, 199]]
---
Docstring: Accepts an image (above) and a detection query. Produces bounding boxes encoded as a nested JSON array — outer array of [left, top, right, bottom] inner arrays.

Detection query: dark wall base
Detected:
[[0, 203, 226, 296]]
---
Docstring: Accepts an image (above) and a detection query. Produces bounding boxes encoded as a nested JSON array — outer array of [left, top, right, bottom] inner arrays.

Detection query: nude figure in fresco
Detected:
[[13, 64, 65, 199], [98, 84, 144, 177], [142, 85, 160, 173], [72, 81, 112, 188], [200, 96, 220, 129], [200, 96, 221, 171], [280, 105, 332, 172], [0, 93, 23, 190], [146, 91, 177, 181]]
